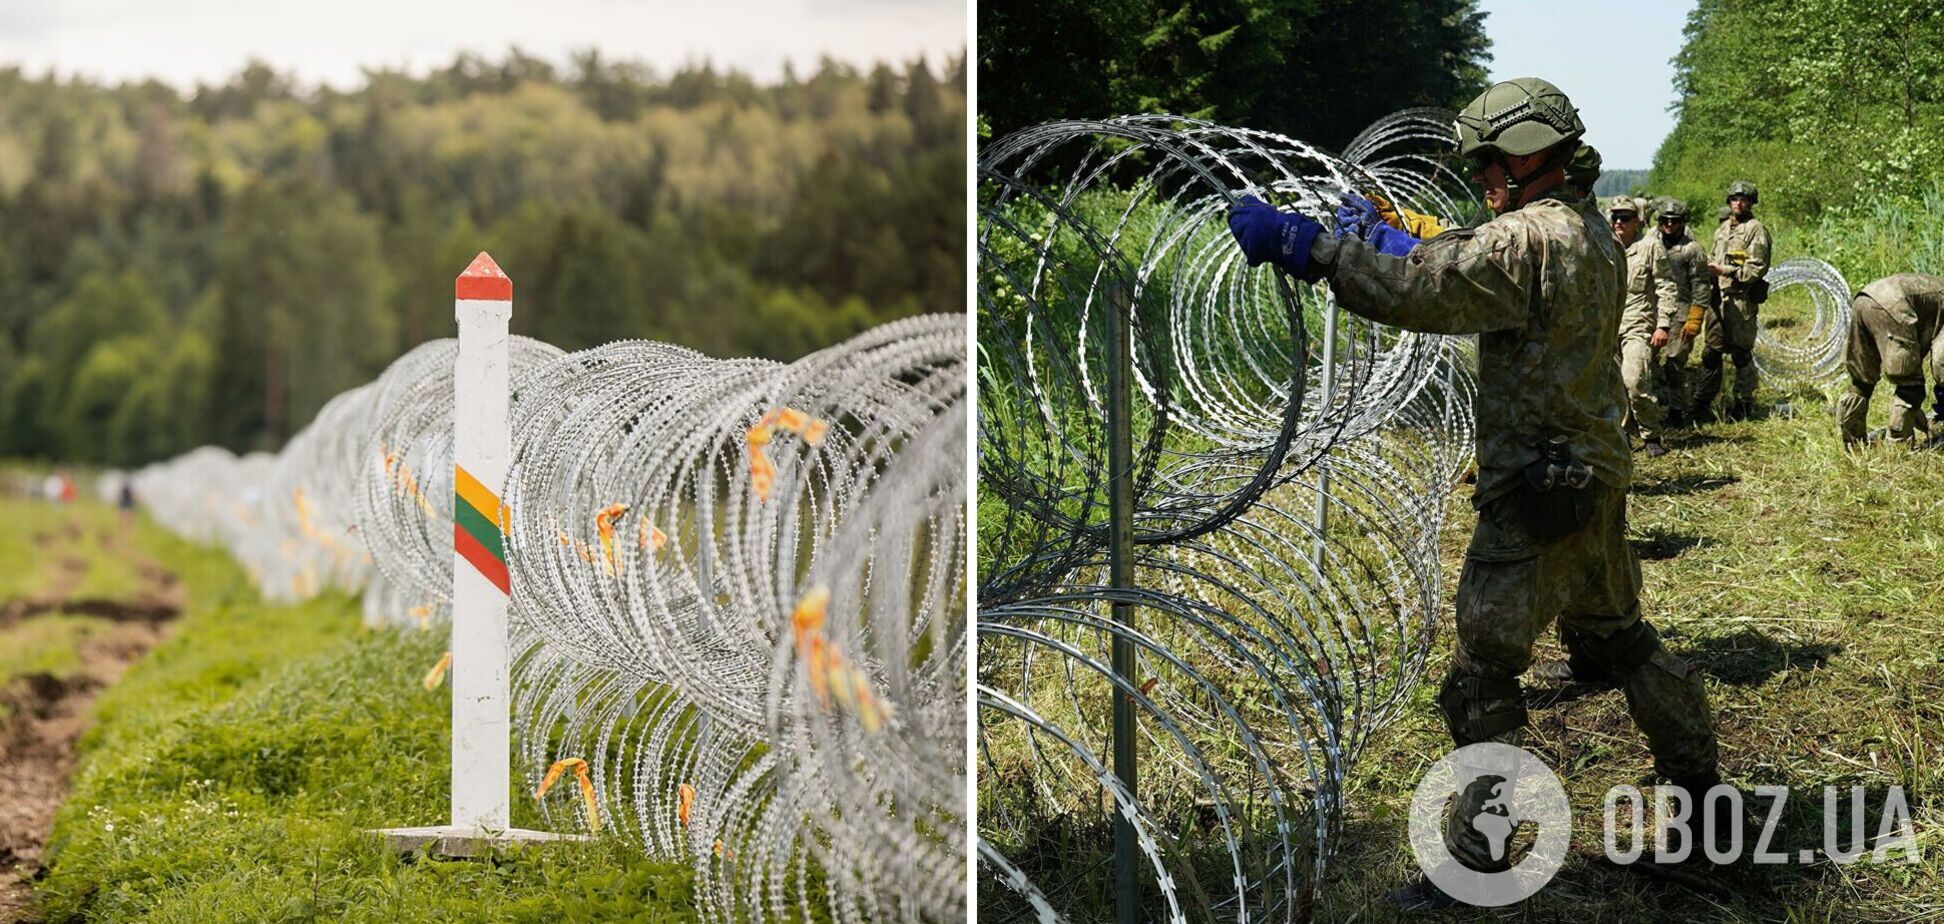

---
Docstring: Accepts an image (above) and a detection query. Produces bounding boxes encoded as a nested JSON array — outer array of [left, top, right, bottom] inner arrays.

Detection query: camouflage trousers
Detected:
[[1438, 482, 1718, 871], [1619, 336, 1662, 442], [1837, 293, 1944, 444], [1698, 291, 1760, 407], [1657, 326, 1698, 412]]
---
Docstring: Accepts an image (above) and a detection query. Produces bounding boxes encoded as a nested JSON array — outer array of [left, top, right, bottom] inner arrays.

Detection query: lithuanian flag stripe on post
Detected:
[[453, 464, 510, 595]]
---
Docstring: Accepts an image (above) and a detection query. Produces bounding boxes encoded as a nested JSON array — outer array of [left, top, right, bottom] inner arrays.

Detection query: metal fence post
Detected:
[[1106, 284, 1140, 924]]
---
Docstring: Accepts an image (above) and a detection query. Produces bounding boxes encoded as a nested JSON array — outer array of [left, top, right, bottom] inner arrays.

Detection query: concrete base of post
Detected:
[[372, 825, 591, 857]]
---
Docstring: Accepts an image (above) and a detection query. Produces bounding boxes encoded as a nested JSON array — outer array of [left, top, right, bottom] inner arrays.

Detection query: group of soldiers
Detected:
[[1604, 182, 1770, 457], [1608, 180, 1944, 450]]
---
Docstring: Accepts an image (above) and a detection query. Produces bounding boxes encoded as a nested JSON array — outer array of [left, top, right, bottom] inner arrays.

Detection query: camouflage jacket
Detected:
[[1858, 273, 1944, 349], [1312, 192, 1630, 505], [1710, 215, 1771, 295], [1660, 231, 1707, 327], [1621, 235, 1680, 341]]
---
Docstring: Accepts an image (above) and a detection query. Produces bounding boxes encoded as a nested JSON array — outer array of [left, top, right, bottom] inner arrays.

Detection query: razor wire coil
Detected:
[[1755, 256, 1852, 391], [134, 315, 966, 924], [977, 110, 1478, 921]]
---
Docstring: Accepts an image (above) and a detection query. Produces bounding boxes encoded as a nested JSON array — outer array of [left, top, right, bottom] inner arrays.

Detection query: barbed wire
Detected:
[[1755, 256, 1852, 391], [976, 111, 1477, 920], [132, 315, 966, 924]]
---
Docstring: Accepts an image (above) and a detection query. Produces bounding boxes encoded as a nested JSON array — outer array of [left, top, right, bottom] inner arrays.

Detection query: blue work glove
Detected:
[[1334, 194, 1383, 241], [1227, 195, 1325, 280], [1335, 193, 1421, 257], [1365, 221, 1422, 258]]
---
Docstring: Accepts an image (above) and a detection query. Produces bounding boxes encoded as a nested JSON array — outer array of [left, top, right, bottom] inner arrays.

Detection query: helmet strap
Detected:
[[1502, 146, 1570, 210]]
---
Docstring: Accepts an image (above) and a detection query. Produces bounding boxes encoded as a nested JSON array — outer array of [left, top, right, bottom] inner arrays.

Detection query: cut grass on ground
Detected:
[[1315, 401, 1944, 922], [29, 505, 703, 924]]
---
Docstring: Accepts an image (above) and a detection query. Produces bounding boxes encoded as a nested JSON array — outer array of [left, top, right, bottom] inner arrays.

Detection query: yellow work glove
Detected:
[[1369, 192, 1449, 240], [1682, 305, 1705, 339], [1399, 208, 1447, 240]]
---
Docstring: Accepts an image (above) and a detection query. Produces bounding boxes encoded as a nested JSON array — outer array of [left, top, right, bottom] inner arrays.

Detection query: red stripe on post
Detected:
[[454, 523, 512, 595], [456, 251, 513, 301]]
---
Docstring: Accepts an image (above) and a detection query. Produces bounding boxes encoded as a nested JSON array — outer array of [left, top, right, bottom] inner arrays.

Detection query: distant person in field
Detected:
[[118, 478, 137, 521], [1227, 78, 1721, 905], [1837, 273, 1944, 446], [1649, 198, 1709, 425], [1605, 195, 1681, 458], [1694, 180, 1772, 421]]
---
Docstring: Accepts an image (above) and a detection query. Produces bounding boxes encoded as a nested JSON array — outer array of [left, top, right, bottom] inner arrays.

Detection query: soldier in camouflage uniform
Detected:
[[1694, 180, 1772, 421], [1610, 196, 1676, 456], [1837, 273, 1944, 445], [1651, 198, 1709, 424], [1229, 79, 1720, 897]]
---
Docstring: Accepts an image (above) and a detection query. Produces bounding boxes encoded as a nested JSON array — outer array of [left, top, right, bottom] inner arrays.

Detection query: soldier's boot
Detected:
[[1530, 626, 1622, 686], [1386, 876, 1463, 911], [1838, 383, 1873, 448], [1385, 667, 1533, 909], [1656, 768, 1746, 863], [1691, 351, 1725, 423], [1889, 383, 1931, 444], [1726, 349, 1758, 420], [1643, 439, 1668, 458], [1661, 359, 1689, 427], [1569, 620, 1729, 866]]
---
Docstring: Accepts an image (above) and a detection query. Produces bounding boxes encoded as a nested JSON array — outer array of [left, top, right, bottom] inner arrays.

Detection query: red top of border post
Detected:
[[456, 251, 513, 301]]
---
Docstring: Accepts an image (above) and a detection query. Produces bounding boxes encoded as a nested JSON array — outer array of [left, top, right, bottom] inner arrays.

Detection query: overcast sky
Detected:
[[0, 0, 965, 89], [1477, 0, 1692, 169]]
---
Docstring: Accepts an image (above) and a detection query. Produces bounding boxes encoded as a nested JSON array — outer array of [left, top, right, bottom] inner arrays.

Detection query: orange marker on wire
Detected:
[[423, 651, 453, 690], [535, 758, 601, 834]]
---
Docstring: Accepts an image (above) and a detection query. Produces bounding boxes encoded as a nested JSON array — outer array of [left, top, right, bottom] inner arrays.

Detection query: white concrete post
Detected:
[[450, 251, 513, 830], [376, 253, 584, 855]]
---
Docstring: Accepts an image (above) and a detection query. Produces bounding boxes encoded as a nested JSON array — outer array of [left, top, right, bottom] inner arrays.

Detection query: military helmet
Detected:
[[1657, 197, 1690, 221], [1726, 179, 1759, 203], [1717, 205, 1731, 222], [1606, 195, 1639, 219], [1454, 78, 1586, 159], [1564, 143, 1602, 194]]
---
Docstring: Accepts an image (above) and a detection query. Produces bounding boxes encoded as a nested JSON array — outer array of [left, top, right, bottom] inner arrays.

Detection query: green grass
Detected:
[[0, 614, 119, 685], [1312, 406, 1944, 922], [27, 506, 704, 923], [0, 495, 151, 602], [978, 399, 1944, 921]]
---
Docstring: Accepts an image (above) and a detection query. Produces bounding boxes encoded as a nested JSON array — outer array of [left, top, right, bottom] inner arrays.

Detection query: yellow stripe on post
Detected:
[[453, 465, 508, 531]]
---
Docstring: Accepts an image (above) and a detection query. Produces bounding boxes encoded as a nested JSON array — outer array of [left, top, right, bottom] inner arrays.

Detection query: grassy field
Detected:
[[1314, 402, 1944, 921], [0, 497, 704, 923]]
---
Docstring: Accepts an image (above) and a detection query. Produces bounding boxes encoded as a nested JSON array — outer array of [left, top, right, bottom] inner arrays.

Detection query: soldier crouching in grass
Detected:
[[1226, 78, 1722, 907], [1837, 273, 1944, 447]]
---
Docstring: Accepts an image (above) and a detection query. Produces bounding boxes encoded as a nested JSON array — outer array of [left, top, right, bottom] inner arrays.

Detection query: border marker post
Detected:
[[451, 251, 514, 829], [376, 253, 586, 855]]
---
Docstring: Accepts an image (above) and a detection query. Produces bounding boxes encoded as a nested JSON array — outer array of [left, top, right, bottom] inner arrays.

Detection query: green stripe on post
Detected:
[[453, 495, 505, 561]]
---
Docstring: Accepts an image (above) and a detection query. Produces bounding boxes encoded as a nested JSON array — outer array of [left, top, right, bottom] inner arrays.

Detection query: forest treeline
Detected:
[[0, 51, 965, 465], [979, 0, 1490, 151], [1651, 0, 1944, 219]]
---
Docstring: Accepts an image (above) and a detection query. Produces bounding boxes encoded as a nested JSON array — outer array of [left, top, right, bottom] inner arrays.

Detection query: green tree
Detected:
[[979, 0, 1490, 149], [1653, 0, 1944, 215]]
